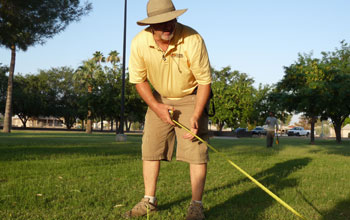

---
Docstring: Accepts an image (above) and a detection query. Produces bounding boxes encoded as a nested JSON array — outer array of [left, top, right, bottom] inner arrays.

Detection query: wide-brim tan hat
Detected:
[[137, 0, 187, 26]]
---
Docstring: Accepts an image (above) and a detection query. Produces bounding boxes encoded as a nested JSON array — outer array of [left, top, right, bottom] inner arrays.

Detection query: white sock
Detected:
[[193, 200, 202, 204], [144, 195, 157, 204]]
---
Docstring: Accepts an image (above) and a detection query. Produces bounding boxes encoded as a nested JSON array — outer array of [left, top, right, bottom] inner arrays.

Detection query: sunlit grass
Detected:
[[0, 131, 349, 219]]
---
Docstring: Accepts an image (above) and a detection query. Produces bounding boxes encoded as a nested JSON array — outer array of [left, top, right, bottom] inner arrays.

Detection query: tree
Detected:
[[250, 84, 273, 127], [39, 67, 80, 129], [105, 51, 122, 131], [319, 41, 350, 143], [98, 50, 146, 133], [93, 51, 106, 65], [12, 74, 43, 127], [0, 0, 92, 133], [124, 74, 147, 131], [75, 56, 105, 133], [0, 64, 9, 115], [107, 50, 120, 68], [275, 53, 326, 144], [210, 66, 255, 131]]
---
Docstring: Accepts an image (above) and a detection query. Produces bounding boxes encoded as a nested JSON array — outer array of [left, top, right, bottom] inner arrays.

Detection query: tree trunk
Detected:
[[309, 117, 316, 145], [115, 119, 119, 134], [18, 114, 28, 128], [217, 121, 224, 132], [86, 85, 92, 134], [334, 123, 342, 143], [86, 114, 92, 134], [3, 45, 16, 133], [110, 120, 113, 131], [100, 117, 103, 131]]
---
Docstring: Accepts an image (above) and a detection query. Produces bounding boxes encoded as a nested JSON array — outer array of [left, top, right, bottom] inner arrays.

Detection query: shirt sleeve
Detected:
[[187, 34, 212, 85], [129, 37, 147, 84]]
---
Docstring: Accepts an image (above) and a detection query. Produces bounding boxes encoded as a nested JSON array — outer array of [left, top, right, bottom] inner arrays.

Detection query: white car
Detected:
[[287, 127, 310, 136]]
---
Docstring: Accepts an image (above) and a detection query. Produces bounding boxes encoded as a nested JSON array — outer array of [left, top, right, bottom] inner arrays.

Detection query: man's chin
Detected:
[[161, 33, 174, 41]]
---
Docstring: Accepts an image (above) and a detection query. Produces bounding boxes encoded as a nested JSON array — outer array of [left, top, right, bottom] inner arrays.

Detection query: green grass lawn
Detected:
[[0, 131, 349, 220]]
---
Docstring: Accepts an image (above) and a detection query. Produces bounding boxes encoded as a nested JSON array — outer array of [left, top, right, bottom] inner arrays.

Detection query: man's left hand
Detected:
[[183, 115, 199, 140]]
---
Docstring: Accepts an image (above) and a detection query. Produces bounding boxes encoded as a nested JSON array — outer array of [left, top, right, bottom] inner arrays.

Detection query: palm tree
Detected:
[[106, 50, 121, 131], [75, 59, 99, 134], [2, 45, 16, 132], [107, 50, 120, 70], [92, 51, 105, 65]]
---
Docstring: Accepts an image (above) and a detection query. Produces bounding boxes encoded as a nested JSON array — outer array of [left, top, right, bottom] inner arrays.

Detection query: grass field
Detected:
[[0, 131, 349, 220]]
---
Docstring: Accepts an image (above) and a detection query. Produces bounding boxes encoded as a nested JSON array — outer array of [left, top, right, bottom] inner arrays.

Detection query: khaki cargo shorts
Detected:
[[141, 92, 209, 164]]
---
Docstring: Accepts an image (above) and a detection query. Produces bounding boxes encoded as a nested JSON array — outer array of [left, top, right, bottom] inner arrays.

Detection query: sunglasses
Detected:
[[151, 19, 177, 31]]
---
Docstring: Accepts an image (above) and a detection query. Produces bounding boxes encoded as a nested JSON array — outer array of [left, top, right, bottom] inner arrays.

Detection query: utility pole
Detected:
[[116, 0, 127, 142]]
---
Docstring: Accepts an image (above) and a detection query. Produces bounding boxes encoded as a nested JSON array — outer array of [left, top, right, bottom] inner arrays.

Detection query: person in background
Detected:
[[124, 0, 212, 219], [265, 112, 279, 147]]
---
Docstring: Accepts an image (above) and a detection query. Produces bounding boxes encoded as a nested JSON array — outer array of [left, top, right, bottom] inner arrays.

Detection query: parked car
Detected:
[[251, 127, 267, 136], [233, 128, 252, 138], [287, 127, 310, 136]]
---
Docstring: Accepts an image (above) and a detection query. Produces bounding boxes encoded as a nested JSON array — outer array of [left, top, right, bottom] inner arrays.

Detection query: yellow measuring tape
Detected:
[[172, 118, 307, 220]]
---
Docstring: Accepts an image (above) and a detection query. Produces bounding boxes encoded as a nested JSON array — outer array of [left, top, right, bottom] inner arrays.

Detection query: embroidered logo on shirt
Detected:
[[171, 53, 183, 58]]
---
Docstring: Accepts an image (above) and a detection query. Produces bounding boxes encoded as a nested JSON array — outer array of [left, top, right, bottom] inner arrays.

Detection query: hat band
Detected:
[[148, 6, 175, 17]]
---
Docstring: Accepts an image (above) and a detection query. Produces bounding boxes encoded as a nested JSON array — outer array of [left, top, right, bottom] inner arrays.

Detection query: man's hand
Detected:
[[152, 103, 175, 126], [183, 115, 199, 140], [135, 82, 175, 125], [182, 84, 211, 140]]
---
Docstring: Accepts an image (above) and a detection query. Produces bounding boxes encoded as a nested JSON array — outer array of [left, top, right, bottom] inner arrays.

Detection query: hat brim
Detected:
[[137, 9, 187, 26]]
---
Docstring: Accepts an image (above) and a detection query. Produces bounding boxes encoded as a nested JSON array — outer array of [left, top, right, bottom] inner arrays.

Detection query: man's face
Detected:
[[151, 19, 177, 41]]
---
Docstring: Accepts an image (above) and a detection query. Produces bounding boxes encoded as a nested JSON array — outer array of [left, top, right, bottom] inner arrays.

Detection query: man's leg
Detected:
[[267, 131, 273, 147], [143, 160, 160, 196], [190, 163, 207, 201], [124, 160, 160, 218], [186, 163, 207, 220]]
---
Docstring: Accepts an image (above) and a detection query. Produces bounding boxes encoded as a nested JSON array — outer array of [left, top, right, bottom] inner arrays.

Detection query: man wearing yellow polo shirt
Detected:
[[124, 0, 211, 219]]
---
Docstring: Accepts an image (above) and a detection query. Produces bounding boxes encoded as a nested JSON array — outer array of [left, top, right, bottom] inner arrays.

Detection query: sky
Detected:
[[1, 0, 350, 87]]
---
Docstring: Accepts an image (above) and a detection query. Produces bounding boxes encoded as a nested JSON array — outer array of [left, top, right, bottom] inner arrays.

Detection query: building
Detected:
[[11, 115, 64, 128]]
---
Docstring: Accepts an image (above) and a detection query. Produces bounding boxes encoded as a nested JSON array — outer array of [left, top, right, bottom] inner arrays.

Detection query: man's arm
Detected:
[[135, 81, 174, 125], [183, 83, 211, 139]]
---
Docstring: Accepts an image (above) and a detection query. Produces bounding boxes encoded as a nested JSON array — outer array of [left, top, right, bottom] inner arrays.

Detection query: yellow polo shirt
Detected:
[[129, 23, 211, 99]]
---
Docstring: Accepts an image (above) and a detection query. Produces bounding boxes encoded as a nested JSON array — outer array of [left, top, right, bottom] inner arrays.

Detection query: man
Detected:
[[265, 112, 279, 147], [124, 0, 211, 219]]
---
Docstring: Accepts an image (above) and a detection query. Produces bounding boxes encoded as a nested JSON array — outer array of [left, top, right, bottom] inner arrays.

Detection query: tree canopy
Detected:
[[1, 0, 92, 133], [273, 41, 350, 143], [210, 66, 256, 131], [0, 0, 92, 50]]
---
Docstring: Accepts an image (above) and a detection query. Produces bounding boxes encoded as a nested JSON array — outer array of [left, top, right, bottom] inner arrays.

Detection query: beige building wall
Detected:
[[329, 124, 350, 138], [11, 116, 64, 128]]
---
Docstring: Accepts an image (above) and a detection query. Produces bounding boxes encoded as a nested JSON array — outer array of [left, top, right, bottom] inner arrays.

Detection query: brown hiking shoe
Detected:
[[123, 198, 157, 218], [185, 201, 205, 220]]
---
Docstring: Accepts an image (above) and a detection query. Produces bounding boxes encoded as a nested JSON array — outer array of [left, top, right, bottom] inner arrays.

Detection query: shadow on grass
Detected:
[[160, 158, 312, 219], [206, 157, 312, 220], [211, 137, 350, 157], [307, 139, 350, 157], [322, 199, 350, 220]]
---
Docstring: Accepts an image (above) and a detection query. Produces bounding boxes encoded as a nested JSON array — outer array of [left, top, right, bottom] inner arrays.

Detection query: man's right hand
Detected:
[[135, 82, 175, 126], [152, 103, 175, 125]]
